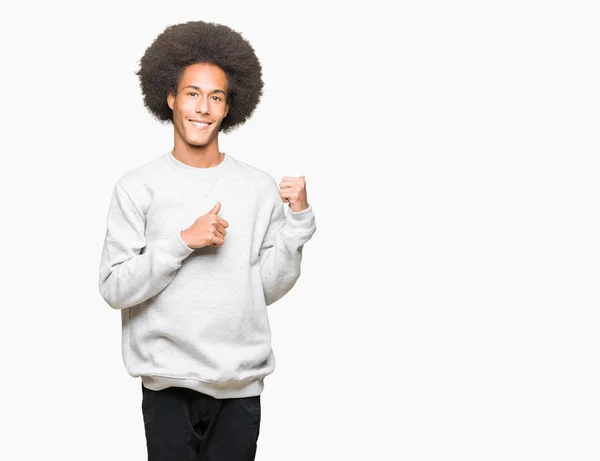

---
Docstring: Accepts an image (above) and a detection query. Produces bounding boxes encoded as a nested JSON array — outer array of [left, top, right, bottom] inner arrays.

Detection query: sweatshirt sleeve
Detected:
[[259, 181, 317, 306], [98, 183, 195, 310]]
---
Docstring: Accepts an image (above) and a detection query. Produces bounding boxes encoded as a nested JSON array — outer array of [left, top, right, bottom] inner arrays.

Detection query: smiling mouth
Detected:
[[190, 120, 211, 129]]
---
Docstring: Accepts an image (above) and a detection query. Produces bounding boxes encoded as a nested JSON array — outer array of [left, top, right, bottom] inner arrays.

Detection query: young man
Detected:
[[98, 20, 316, 461]]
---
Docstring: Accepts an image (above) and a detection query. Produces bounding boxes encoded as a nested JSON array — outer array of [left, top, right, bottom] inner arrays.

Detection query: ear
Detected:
[[167, 91, 175, 111]]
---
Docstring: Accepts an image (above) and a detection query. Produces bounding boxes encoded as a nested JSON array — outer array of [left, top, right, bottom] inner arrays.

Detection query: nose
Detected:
[[196, 96, 209, 115]]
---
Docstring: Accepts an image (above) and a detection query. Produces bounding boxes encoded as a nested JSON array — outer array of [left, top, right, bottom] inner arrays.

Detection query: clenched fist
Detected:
[[279, 175, 309, 212], [180, 202, 229, 249]]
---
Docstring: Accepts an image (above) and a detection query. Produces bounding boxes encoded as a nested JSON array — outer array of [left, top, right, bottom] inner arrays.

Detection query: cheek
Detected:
[[178, 99, 195, 113], [211, 103, 227, 116]]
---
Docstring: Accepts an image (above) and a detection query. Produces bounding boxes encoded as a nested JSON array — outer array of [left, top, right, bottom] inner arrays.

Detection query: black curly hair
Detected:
[[136, 20, 264, 133]]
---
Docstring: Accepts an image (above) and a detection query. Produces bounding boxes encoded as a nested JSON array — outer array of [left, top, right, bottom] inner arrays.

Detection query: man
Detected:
[[98, 20, 316, 461]]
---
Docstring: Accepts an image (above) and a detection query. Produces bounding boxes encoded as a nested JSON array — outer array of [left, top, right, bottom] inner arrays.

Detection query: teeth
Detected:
[[191, 121, 209, 127]]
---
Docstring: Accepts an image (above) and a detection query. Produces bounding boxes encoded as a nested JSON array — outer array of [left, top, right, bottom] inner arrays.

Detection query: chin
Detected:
[[183, 133, 208, 146], [186, 140, 209, 148], [187, 131, 215, 145]]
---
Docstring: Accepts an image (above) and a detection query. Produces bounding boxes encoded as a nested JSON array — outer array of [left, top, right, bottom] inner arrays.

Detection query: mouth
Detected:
[[189, 120, 212, 130]]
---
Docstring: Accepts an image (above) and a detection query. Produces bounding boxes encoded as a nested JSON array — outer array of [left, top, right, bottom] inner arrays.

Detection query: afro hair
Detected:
[[136, 20, 264, 133]]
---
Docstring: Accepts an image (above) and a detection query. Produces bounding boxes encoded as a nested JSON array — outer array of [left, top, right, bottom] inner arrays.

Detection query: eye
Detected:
[[211, 95, 222, 101], [187, 91, 198, 97]]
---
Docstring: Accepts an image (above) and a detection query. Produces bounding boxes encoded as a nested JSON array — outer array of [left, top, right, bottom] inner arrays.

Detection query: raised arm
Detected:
[[259, 179, 317, 306]]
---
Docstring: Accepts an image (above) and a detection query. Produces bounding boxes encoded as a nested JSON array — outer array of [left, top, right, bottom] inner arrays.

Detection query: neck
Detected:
[[172, 139, 224, 169]]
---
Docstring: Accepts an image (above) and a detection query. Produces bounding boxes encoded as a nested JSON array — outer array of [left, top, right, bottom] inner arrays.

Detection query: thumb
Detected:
[[209, 202, 221, 214]]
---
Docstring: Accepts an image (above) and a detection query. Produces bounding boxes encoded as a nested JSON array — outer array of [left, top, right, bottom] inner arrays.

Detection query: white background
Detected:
[[1, 0, 598, 459]]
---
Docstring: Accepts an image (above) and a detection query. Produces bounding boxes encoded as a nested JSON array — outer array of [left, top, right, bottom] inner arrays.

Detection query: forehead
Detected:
[[179, 62, 228, 91]]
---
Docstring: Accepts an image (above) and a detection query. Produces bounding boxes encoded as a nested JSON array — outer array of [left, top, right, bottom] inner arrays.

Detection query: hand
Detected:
[[180, 202, 229, 249], [279, 175, 309, 212]]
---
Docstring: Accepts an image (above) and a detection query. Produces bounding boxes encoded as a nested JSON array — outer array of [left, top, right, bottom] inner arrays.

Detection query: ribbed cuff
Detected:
[[285, 203, 316, 232], [164, 231, 195, 264]]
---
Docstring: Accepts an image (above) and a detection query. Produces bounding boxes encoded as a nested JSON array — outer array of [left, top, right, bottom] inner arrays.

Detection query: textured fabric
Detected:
[[99, 151, 316, 398]]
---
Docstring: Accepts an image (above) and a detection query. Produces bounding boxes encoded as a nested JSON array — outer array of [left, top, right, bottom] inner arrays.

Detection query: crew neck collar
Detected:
[[164, 151, 233, 179]]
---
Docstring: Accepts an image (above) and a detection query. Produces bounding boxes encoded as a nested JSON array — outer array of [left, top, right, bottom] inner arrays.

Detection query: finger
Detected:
[[214, 227, 225, 240], [218, 217, 229, 228], [280, 187, 302, 197], [211, 235, 225, 246], [280, 190, 295, 202], [209, 202, 221, 215], [279, 180, 306, 189]]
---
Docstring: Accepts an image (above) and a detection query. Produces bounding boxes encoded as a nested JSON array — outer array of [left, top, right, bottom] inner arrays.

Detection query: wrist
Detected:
[[180, 229, 191, 248]]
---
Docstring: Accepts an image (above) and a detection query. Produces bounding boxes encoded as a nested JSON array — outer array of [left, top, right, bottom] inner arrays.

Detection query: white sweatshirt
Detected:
[[98, 151, 316, 398]]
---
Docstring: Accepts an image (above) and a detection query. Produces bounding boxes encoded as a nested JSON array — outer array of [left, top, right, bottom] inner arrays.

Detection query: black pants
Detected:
[[141, 383, 261, 461]]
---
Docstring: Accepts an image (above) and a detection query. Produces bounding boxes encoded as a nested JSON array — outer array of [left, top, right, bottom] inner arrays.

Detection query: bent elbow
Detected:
[[99, 279, 128, 310]]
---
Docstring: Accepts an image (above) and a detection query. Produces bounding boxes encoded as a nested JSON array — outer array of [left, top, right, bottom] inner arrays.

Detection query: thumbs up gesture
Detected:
[[180, 202, 229, 249], [279, 175, 309, 212]]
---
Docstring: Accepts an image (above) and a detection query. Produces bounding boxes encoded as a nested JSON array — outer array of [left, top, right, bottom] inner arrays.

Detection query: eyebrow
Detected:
[[183, 85, 227, 96]]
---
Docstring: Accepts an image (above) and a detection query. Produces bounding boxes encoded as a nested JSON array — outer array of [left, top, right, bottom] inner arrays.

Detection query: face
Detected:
[[167, 62, 230, 150]]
